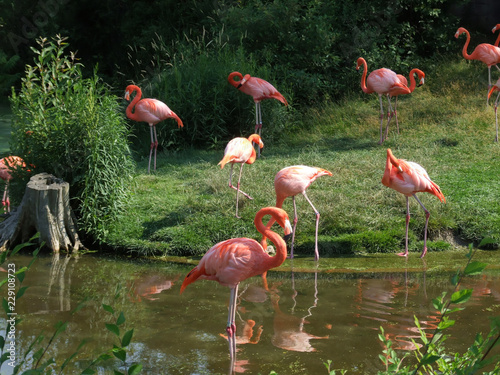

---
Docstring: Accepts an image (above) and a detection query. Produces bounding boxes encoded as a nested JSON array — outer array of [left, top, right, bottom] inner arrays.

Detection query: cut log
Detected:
[[0, 173, 83, 252]]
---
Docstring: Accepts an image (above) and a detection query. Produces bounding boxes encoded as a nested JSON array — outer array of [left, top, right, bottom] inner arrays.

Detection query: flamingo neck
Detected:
[[358, 59, 370, 94], [255, 208, 287, 269], [228, 72, 243, 89], [461, 29, 472, 60], [126, 85, 142, 121], [495, 27, 500, 47]]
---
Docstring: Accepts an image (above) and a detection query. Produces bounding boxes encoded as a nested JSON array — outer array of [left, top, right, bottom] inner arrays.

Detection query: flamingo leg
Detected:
[[398, 197, 411, 257], [495, 93, 500, 142], [412, 193, 430, 258], [254, 102, 263, 158], [229, 163, 253, 218], [148, 125, 154, 174], [383, 96, 395, 141], [153, 125, 158, 172], [2, 182, 9, 213], [393, 96, 400, 134], [378, 94, 385, 144], [226, 285, 239, 363], [289, 196, 298, 259], [302, 191, 320, 261]]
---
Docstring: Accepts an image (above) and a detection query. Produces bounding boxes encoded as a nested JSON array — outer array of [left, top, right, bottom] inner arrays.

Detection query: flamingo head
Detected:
[[493, 24, 500, 33], [416, 69, 425, 87], [455, 27, 467, 39], [356, 57, 366, 71]]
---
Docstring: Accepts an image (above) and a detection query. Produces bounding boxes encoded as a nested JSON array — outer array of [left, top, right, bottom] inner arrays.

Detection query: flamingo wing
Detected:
[[239, 77, 288, 104], [471, 44, 500, 66], [135, 99, 183, 127], [180, 238, 266, 291], [219, 138, 254, 167], [367, 69, 410, 96], [275, 165, 332, 198]]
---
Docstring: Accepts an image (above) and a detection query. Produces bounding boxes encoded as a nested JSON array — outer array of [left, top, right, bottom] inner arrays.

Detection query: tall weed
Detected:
[[9, 36, 134, 242]]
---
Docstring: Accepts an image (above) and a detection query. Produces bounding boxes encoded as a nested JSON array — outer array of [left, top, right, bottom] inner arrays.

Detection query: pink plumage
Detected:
[[180, 207, 292, 364], [455, 27, 500, 104], [0, 156, 26, 213], [124, 84, 183, 173], [357, 58, 411, 144], [381, 149, 445, 258], [263, 165, 332, 261], [228, 72, 287, 156], [218, 134, 264, 218]]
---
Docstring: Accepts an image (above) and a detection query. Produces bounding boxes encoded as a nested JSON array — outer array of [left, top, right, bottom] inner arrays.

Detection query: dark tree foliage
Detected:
[[0, 0, 484, 148]]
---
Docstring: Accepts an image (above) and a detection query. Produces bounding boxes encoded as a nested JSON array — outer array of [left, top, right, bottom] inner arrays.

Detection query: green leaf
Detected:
[[16, 286, 28, 299], [128, 363, 143, 375], [105, 323, 120, 337], [438, 319, 455, 329], [112, 346, 127, 362], [116, 311, 125, 326], [121, 329, 134, 347], [450, 289, 472, 304], [80, 369, 96, 375], [419, 354, 441, 366], [478, 237, 496, 247], [464, 261, 487, 276], [102, 304, 114, 314]]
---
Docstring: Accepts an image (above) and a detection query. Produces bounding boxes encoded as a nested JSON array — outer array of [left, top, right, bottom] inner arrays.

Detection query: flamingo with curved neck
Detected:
[[180, 207, 292, 366], [455, 27, 500, 104], [124, 85, 183, 173], [357, 57, 410, 144]]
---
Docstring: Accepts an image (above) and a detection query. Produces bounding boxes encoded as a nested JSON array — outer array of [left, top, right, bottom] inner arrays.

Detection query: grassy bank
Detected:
[[106, 58, 499, 259]]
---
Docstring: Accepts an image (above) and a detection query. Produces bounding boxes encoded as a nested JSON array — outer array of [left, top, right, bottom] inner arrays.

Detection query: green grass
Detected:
[[106, 58, 500, 261]]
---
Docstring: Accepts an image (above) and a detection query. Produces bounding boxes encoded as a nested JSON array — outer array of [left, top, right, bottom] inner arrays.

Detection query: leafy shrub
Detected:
[[9, 35, 134, 242]]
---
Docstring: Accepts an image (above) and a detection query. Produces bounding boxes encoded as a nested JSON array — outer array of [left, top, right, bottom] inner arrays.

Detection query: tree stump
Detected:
[[0, 173, 83, 252]]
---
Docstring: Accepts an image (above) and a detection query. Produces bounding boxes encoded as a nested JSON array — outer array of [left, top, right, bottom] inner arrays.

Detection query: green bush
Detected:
[[9, 35, 134, 242]]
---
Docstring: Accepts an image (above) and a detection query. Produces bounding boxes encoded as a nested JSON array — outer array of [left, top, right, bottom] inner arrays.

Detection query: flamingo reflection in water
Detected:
[[128, 273, 180, 302], [271, 270, 328, 352]]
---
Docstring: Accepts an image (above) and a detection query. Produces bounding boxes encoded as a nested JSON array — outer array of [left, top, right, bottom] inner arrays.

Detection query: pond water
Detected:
[[1, 253, 499, 375]]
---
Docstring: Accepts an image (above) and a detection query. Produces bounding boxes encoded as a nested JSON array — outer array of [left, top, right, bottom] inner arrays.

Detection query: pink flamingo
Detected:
[[228, 72, 288, 157], [180, 207, 292, 365], [261, 165, 332, 261], [381, 149, 446, 258], [387, 69, 425, 136], [493, 24, 500, 47], [455, 27, 500, 104], [124, 85, 183, 173], [487, 78, 500, 142], [357, 57, 411, 144], [0, 156, 26, 213], [218, 134, 264, 218]]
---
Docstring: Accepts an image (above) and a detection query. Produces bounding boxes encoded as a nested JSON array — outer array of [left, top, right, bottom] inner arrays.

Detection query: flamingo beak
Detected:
[[124, 91, 130, 101], [418, 77, 425, 87]]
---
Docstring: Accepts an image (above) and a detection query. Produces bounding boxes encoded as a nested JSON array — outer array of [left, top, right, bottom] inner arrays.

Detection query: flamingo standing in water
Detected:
[[357, 57, 411, 144], [0, 156, 26, 213], [487, 79, 500, 142], [124, 85, 183, 173], [387, 69, 425, 136], [261, 165, 332, 261], [180, 207, 292, 366], [381, 149, 446, 258], [455, 27, 500, 104], [228, 72, 287, 157], [218, 134, 264, 218]]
